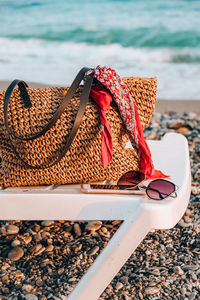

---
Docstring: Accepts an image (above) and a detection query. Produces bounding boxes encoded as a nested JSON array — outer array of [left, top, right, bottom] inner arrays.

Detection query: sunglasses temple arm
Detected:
[[138, 185, 147, 191], [170, 191, 177, 198], [121, 183, 141, 190]]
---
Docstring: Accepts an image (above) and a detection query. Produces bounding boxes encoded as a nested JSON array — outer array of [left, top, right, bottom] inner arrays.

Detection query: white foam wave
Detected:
[[0, 37, 200, 99]]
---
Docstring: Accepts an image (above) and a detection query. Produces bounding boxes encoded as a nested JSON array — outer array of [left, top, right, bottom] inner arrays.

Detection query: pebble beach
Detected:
[[1, 0, 200, 298], [0, 106, 199, 300]]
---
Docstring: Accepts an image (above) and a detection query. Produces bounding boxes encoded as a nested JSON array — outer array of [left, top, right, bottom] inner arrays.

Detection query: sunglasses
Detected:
[[117, 170, 177, 200]]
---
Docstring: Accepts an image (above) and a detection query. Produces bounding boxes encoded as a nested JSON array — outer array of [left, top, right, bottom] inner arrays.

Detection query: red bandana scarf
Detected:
[[88, 66, 168, 180]]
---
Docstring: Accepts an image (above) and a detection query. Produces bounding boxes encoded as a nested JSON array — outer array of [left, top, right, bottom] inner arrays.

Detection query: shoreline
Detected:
[[1, 80, 200, 113], [155, 99, 200, 113]]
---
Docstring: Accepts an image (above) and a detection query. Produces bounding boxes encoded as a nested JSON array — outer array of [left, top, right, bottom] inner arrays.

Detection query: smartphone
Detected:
[[81, 183, 144, 195]]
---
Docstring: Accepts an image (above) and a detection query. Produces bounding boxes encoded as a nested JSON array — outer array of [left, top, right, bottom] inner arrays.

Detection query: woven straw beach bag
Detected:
[[0, 67, 157, 187]]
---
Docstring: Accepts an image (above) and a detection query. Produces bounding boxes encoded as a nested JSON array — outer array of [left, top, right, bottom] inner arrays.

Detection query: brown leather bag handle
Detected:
[[3, 67, 94, 169], [4, 67, 90, 140]]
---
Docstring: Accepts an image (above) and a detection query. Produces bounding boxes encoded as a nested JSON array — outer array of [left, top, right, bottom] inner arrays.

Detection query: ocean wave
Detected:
[[172, 52, 200, 63], [1, 0, 200, 49], [0, 38, 200, 99], [0, 37, 199, 64], [4, 27, 200, 49]]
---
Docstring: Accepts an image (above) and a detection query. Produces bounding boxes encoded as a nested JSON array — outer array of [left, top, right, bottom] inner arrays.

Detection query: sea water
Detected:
[[0, 0, 200, 99]]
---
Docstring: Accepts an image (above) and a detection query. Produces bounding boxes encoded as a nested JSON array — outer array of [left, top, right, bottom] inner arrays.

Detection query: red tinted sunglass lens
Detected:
[[117, 171, 145, 187], [147, 179, 175, 200]]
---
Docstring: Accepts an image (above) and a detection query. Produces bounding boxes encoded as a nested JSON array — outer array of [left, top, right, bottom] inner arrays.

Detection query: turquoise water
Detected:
[[0, 0, 200, 99]]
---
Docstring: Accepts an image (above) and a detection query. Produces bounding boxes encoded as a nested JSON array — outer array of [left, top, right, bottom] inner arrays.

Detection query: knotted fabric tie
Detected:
[[89, 66, 168, 180]]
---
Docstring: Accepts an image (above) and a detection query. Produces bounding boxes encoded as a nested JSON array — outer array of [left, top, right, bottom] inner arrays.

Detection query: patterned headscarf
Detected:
[[88, 66, 168, 179]]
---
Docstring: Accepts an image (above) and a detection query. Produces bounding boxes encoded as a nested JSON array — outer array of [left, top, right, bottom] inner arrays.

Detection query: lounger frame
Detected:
[[0, 133, 191, 300]]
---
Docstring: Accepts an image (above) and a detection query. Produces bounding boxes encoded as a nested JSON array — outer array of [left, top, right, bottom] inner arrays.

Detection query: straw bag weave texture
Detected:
[[0, 71, 157, 187]]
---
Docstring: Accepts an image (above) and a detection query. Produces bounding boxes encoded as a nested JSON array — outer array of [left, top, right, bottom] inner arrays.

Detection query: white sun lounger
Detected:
[[0, 132, 191, 300]]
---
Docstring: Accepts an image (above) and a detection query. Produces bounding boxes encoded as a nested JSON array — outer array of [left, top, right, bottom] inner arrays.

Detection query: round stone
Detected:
[[30, 244, 42, 254], [33, 233, 42, 242], [23, 284, 34, 293], [45, 245, 54, 252], [8, 247, 24, 261], [88, 246, 99, 256], [169, 120, 185, 129], [144, 286, 161, 296], [1, 263, 10, 271], [23, 234, 32, 245], [182, 265, 199, 271], [189, 292, 197, 300], [11, 270, 25, 280], [149, 268, 160, 276], [115, 282, 123, 290], [176, 127, 189, 134], [85, 221, 102, 232], [24, 293, 38, 300], [184, 216, 192, 223], [101, 227, 108, 233], [145, 250, 151, 255], [34, 247, 45, 256], [11, 239, 21, 247], [194, 169, 200, 180], [120, 276, 129, 284], [191, 186, 200, 195], [1, 275, 9, 282], [0, 225, 6, 235], [178, 222, 191, 228], [41, 220, 54, 227], [41, 231, 50, 239], [74, 223, 82, 237], [173, 266, 184, 275], [5, 225, 19, 235]]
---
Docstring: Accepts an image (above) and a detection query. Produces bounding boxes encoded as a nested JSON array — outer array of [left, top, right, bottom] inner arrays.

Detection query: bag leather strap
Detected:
[[3, 67, 94, 169], [4, 67, 90, 140]]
